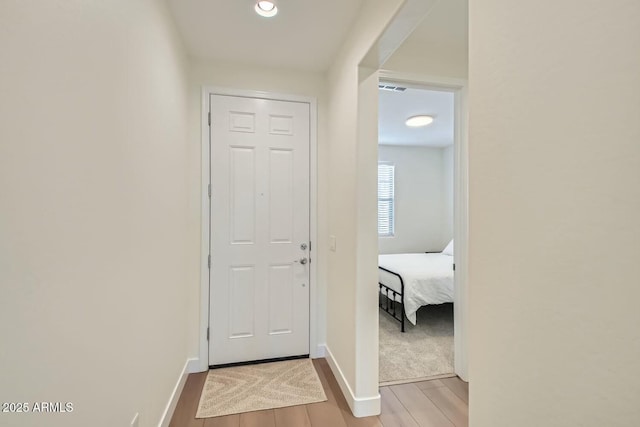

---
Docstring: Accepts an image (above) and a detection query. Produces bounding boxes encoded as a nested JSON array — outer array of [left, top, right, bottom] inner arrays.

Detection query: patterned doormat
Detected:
[[196, 358, 327, 418]]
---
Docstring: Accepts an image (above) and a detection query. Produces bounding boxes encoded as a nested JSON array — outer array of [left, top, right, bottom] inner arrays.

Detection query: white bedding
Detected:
[[378, 253, 454, 325]]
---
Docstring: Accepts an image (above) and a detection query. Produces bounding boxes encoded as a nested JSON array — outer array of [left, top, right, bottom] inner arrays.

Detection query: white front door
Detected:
[[208, 94, 310, 366]]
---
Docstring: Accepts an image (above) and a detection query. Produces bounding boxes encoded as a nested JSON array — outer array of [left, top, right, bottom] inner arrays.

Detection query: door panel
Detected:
[[228, 266, 255, 338], [268, 264, 294, 335], [209, 94, 310, 366], [269, 149, 294, 243], [229, 147, 256, 244]]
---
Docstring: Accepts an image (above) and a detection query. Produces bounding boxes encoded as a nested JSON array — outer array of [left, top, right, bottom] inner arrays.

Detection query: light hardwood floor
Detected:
[[169, 359, 468, 427]]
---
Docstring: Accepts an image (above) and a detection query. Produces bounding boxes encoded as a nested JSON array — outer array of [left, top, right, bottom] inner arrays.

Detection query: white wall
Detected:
[[384, 0, 468, 79], [186, 60, 328, 360], [443, 145, 454, 243], [0, 1, 190, 426], [378, 145, 452, 254], [385, 41, 468, 80], [324, 0, 405, 416], [469, 1, 640, 426]]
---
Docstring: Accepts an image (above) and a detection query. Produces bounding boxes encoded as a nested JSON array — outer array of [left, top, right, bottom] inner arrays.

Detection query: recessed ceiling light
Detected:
[[255, 1, 278, 17], [405, 115, 434, 127]]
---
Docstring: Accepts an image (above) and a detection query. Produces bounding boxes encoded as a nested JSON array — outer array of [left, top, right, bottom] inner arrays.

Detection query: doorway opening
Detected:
[[377, 82, 458, 385]]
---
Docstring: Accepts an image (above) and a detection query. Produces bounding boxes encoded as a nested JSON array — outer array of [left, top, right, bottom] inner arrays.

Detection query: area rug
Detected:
[[196, 358, 327, 418], [379, 303, 454, 383]]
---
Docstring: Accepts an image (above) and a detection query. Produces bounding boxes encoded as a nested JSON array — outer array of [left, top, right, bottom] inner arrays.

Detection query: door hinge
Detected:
[[208, 112, 211, 126], [208, 184, 211, 198], [309, 241, 312, 251], [208, 255, 211, 269], [206, 327, 209, 341], [453, 263, 456, 271]]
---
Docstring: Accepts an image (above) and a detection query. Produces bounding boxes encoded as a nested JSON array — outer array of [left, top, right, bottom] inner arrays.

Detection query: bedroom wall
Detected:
[[378, 144, 451, 254], [0, 1, 190, 426], [469, 1, 640, 425], [443, 145, 454, 243], [186, 60, 328, 362]]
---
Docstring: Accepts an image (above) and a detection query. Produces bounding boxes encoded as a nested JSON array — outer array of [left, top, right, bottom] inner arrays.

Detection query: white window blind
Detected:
[[378, 163, 395, 237]]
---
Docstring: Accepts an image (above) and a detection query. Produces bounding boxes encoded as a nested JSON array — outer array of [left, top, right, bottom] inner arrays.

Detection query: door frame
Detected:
[[378, 71, 469, 381], [198, 87, 319, 372]]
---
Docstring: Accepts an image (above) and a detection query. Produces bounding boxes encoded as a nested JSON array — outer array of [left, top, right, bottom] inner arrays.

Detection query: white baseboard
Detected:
[[158, 357, 200, 427], [324, 346, 380, 418], [186, 358, 202, 374], [313, 343, 326, 358]]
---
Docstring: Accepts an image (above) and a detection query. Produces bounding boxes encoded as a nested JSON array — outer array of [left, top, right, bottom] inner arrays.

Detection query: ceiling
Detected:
[[166, 0, 364, 71], [166, 0, 464, 147], [378, 86, 455, 147]]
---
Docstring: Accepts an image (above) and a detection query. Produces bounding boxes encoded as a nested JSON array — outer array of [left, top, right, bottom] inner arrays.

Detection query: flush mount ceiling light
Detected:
[[405, 115, 434, 127], [255, 1, 278, 17]]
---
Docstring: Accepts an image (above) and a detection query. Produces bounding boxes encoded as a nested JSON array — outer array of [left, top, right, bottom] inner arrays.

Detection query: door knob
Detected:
[[295, 257, 308, 265]]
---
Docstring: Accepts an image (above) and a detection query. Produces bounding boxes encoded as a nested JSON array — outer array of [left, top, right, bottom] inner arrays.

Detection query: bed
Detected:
[[379, 252, 454, 332]]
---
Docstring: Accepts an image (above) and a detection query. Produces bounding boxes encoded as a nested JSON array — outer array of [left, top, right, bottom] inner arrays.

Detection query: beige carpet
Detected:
[[379, 303, 454, 383], [196, 358, 327, 418]]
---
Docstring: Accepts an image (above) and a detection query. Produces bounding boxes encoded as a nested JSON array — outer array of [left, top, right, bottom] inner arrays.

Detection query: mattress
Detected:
[[378, 253, 454, 325]]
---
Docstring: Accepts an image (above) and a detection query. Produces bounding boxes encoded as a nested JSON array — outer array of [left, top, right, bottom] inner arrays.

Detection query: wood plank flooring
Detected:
[[169, 359, 468, 427]]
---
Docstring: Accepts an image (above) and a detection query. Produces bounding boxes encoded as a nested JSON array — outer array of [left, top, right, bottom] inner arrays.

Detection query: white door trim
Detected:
[[378, 71, 469, 381], [198, 87, 319, 371]]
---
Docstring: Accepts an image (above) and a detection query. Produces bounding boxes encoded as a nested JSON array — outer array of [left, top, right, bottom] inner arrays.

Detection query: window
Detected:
[[378, 163, 395, 236]]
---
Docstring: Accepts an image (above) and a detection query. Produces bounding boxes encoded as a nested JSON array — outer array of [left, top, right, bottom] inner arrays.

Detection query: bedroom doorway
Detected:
[[377, 81, 461, 385]]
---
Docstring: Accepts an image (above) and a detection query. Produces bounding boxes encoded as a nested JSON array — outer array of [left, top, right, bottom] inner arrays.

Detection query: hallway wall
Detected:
[[324, 0, 405, 416], [0, 1, 191, 426], [469, 1, 640, 425]]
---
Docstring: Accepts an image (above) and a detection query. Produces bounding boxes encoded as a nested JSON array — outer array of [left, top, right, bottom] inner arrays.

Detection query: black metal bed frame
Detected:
[[378, 266, 405, 332]]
